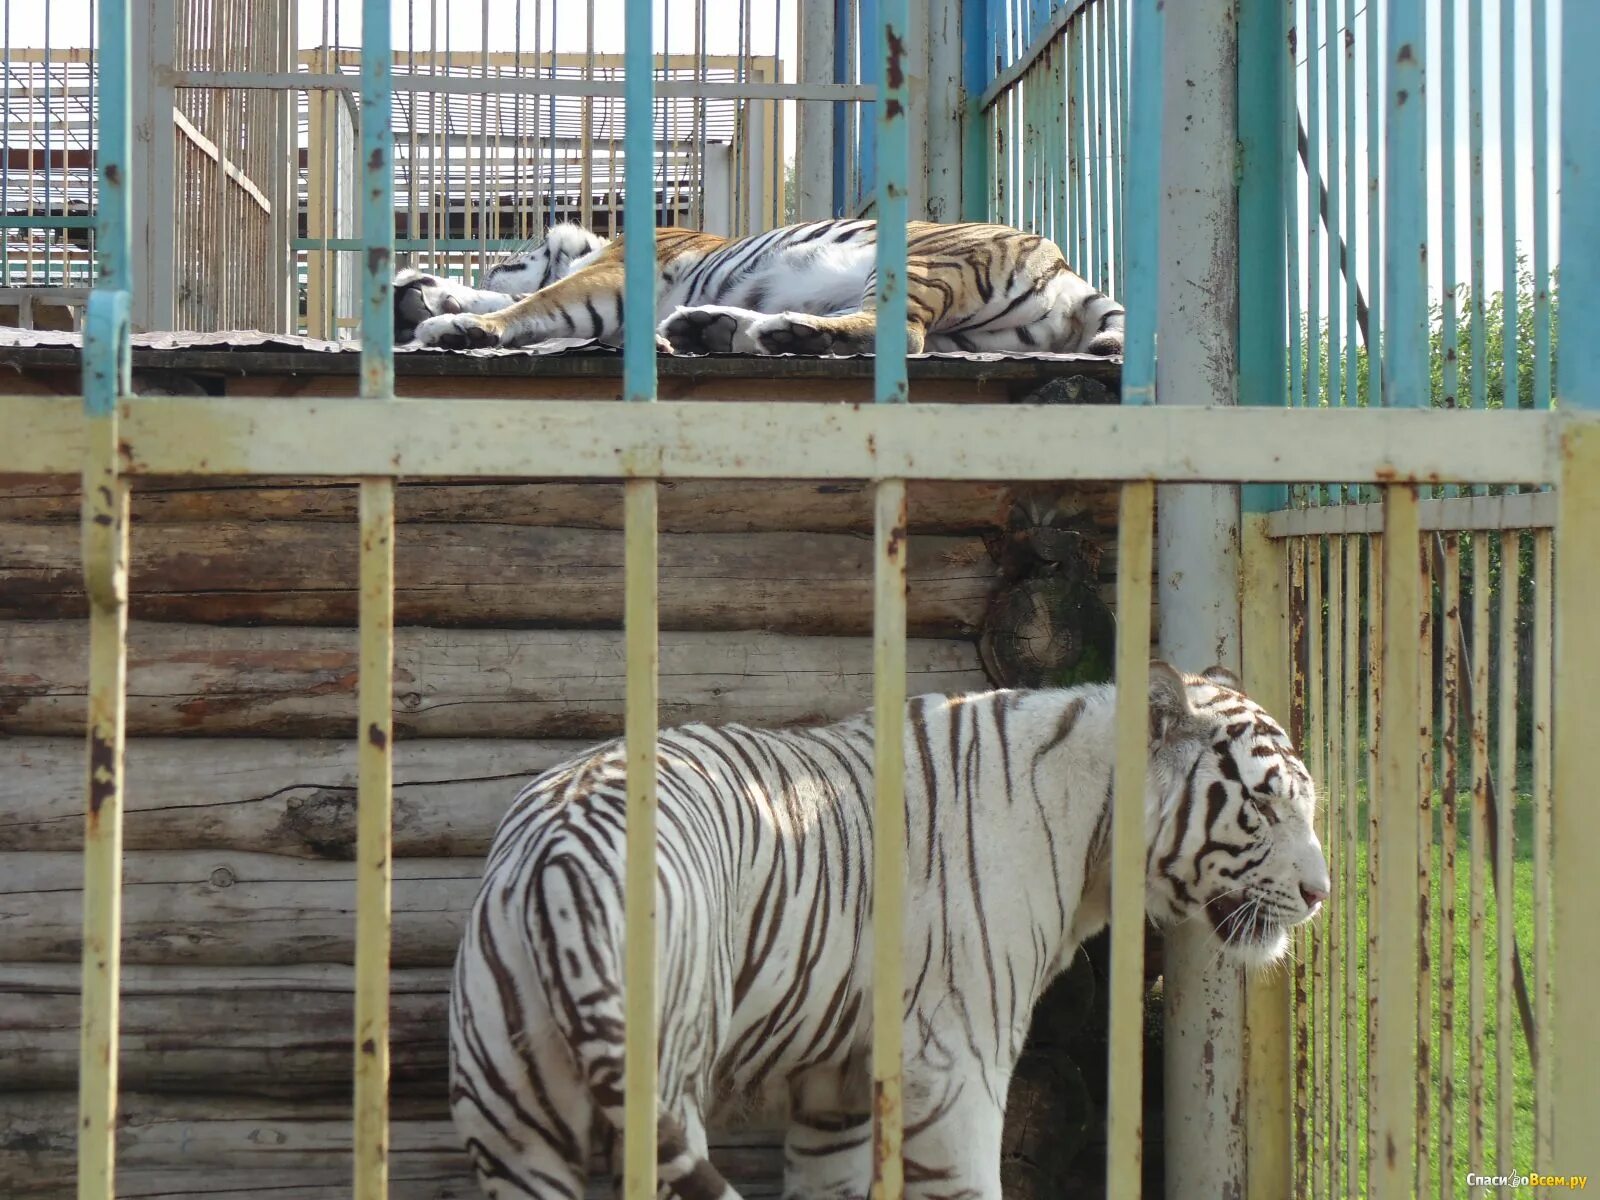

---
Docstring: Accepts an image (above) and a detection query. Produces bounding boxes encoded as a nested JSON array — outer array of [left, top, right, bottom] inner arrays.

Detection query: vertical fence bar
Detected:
[[1498, 0, 1517, 412], [353, 3, 395, 1197], [1372, 487, 1421, 1200], [1341, 532, 1361, 1196], [871, 0, 910, 1193], [1468, 530, 1490, 1183], [1370, 0, 1427, 1188], [1529, 0, 1550, 413], [1492, 530, 1518, 1188], [1324, 534, 1343, 1200], [1438, 532, 1462, 1200], [1107, 482, 1153, 1198], [622, 0, 659, 1197], [77, 0, 133, 1189], [1291, 536, 1311, 1200], [1414, 528, 1433, 1200], [1363, 0, 1381, 423], [1552, 7, 1600, 1157], [1306, 536, 1325, 1200], [1529, 528, 1552, 1172], [1363, 529, 1382, 1185]]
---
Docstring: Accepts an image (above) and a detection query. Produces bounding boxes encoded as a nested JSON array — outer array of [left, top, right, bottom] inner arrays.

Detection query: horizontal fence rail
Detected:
[[0, 399, 1576, 483]]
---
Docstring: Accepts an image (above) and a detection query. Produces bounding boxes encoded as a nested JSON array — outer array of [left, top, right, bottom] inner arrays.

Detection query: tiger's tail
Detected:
[[533, 850, 743, 1200]]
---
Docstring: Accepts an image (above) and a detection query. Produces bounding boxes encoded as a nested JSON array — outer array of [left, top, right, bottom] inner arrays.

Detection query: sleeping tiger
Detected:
[[449, 663, 1328, 1200], [395, 219, 1124, 356]]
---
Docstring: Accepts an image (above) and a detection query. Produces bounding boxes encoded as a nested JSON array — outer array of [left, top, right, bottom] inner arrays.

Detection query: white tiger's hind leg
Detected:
[[898, 1065, 1006, 1200]]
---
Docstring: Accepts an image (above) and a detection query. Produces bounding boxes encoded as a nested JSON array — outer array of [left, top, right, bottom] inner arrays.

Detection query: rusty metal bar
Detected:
[[1371, 487, 1422, 1199], [1342, 532, 1361, 1197], [1324, 534, 1344, 1200], [1493, 530, 1518, 1185], [1530, 527, 1552, 1170], [1415, 533, 1434, 1200], [1241, 513, 1292, 1200], [1439, 533, 1463, 1199], [1468, 530, 1491, 1180], [1291, 535, 1310, 1198], [1307, 535, 1325, 1200], [1106, 479, 1154, 1198]]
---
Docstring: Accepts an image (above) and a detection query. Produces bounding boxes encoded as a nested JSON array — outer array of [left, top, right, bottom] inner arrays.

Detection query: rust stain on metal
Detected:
[[87, 731, 117, 817], [870, 1079, 899, 1187], [368, 147, 385, 172], [361, 1037, 377, 1055], [1397, 42, 1416, 62], [105, 164, 121, 186], [884, 26, 906, 89], [367, 247, 391, 277], [367, 722, 388, 749], [886, 523, 907, 559]]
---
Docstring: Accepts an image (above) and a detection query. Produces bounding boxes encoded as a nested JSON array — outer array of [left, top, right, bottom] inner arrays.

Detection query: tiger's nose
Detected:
[[1299, 881, 1329, 910]]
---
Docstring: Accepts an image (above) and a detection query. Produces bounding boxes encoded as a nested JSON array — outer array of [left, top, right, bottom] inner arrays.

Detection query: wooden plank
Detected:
[[0, 1093, 786, 1199], [0, 622, 989, 738], [0, 477, 1092, 534], [0, 965, 454, 1094], [0, 521, 1002, 637], [0, 851, 481, 967], [0, 736, 585, 857]]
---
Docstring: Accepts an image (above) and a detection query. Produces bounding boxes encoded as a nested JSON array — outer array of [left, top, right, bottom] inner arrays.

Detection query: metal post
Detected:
[[129, 0, 175, 331], [352, 3, 395, 1197], [871, 0, 910, 1195], [1156, 0, 1244, 1195], [1552, 0, 1600, 1167], [621, 4, 661, 1200], [796, 0, 837, 220], [77, 0, 133, 1194], [1236, 0, 1291, 1191]]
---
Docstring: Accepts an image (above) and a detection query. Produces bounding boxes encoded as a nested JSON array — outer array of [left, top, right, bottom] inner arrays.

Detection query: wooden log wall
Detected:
[[0, 462, 1122, 1199]]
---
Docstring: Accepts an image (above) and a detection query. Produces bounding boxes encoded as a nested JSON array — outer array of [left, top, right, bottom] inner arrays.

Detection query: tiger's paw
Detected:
[[414, 312, 506, 350], [658, 305, 751, 355], [746, 315, 851, 356]]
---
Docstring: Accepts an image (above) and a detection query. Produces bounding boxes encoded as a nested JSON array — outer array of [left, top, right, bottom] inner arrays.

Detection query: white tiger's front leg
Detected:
[[899, 1067, 1007, 1200]]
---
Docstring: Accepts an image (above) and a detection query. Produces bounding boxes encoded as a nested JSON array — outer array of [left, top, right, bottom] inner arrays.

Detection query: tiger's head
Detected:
[[1144, 661, 1329, 968], [481, 222, 609, 293]]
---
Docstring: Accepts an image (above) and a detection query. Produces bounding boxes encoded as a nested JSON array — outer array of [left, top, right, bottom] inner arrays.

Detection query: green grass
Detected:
[[1298, 779, 1544, 1197]]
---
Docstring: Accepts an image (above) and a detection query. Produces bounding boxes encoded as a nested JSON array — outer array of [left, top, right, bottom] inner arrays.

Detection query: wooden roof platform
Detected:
[[0, 331, 1122, 404]]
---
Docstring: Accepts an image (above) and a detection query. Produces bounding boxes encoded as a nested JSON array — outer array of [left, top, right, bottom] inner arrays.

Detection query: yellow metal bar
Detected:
[[623, 477, 660, 1200], [77, 411, 129, 1200], [1290, 537, 1310, 1197], [871, 477, 907, 1200], [1306, 536, 1325, 1200], [1439, 533, 1462, 1200], [1364, 532, 1383, 1177], [1415, 535, 1434, 1200], [1371, 487, 1420, 1200], [1106, 481, 1153, 1197], [353, 478, 395, 1200], [1325, 534, 1344, 1200], [1468, 531, 1490, 1181], [0, 396, 1575, 485], [1552, 423, 1600, 1168], [1241, 513, 1292, 1200], [1494, 529, 1518, 1181], [1342, 533, 1361, 1197], [1529, 527, 1552, 1171]]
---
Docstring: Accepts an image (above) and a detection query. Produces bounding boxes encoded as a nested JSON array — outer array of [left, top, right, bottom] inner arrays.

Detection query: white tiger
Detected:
[[449, 663, 1328, 1200], [394, 219, 1125, 356]]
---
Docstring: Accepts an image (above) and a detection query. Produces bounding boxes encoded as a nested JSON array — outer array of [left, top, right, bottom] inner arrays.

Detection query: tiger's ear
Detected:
[[1148, 660, 1206, 746], [1199, 664, 1243, 692]]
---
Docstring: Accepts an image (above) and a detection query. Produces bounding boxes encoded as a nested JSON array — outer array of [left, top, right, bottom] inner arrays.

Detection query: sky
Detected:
[[4, 0, 1564, 304]]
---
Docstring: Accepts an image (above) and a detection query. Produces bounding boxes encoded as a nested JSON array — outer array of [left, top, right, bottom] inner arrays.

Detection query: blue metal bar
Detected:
[[1383, 3, 1426, 411], [1305, 0, 1321, 420], [95, 3, 130, 296], [1323, 0, 1341, 505], [961, 0, 992, 219], [1499, 0, 1518, 410], [1468, 0, 1485, 488], [360, 0, 394, 400], [1343, 0, 1357, 414], [1560, 0, 1600, 409], [624, 0, 657, 402], [858, 0, 879, 209], [1441, 0, 1460, 497], [1531, 0, 1550, 413], [874, 0, 908, 390], [1238, 0, 1289, 512], [1121, 0, 1162, 407], [833, 0, 850, 217], [1363, 0, 1381, 501], [293, 237, 533, 253], [1287, 0, 1303, 423], [3, 0, 11, 284], [0, 215, 99, 230]]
